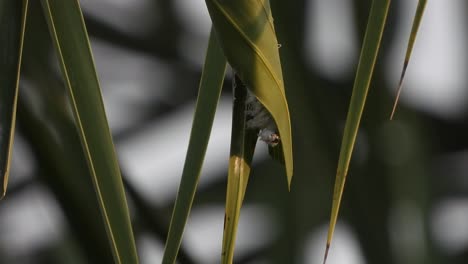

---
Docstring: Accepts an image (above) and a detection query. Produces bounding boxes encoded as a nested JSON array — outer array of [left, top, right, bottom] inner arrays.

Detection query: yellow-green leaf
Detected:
[[390, 0, 427, 119], [324, 1, 391, 263], [162, 29, 227, 264], [0, 0, 28, 199], [40, 1, 138, 263], [206, 0, 293, 187], [222, 74, 258, 264]]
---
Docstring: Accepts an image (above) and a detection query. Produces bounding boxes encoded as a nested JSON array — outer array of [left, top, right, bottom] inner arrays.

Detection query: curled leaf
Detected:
[[206, 0, 293, 186]]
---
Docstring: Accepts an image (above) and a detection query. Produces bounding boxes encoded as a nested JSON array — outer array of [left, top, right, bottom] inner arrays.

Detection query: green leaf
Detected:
[[324, 1, 391, 263], [390, 0, 427, 119], [18, 71, 116, 263], [39, 1, 138, 263], [21, 17, 115, 259], [162, 29, 227, 264], [221, 74, 258, 264], [206, 0, 293, 187], [0, 0, 28, 199]]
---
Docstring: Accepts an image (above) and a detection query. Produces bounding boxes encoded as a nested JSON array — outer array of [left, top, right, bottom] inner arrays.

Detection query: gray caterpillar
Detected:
[[245, 89, 280, 147]]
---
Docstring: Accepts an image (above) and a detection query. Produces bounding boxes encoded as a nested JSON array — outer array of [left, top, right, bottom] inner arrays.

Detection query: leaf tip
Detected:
[[286, 170, 293, 191], [390, 60, 410, 120], [1, 176, 7, 200], [323, 243, 330, 264], [389, 106, 397, 120]]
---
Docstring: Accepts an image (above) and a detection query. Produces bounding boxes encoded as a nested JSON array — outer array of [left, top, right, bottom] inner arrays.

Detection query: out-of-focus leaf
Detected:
[[324, 1, 391, 263], [222, 74, 258, 264], [0, 0, 28, 198], [162, 29, 227, 264], [40, 1, 138, 263], [390, 0, 427, 119], [18, 3, 116, 260], [18, 75, 116, 263], [206, 0, 293, 187]]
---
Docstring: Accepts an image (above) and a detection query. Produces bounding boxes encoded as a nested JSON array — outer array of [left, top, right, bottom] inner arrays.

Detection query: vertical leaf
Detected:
[[39, 1, 138, 263], [206, 0, 293, 187], [324, 1, 391, 263], [0, 0, 28, 198], [390, 0, 427, 119], [221, 74, 258, 264], [162, 29, 227, 264]]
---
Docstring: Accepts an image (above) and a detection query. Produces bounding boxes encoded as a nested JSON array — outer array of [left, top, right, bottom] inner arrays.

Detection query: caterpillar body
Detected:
[[245, 89, 280, 147]]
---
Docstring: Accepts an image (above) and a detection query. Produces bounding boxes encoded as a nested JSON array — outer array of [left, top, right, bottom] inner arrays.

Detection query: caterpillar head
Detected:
[[259, 128, 280, 147]]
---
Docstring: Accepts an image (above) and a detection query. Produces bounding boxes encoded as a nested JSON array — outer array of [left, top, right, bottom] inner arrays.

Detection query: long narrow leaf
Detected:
[[222, 74, 258, 264], [206, 0, 293, 187], [162, 29, 227, 264], [390, 0, 427, 119], [324, 1, 391, 263], [0, 0, 28, 198], [39, 1, 138, 263]]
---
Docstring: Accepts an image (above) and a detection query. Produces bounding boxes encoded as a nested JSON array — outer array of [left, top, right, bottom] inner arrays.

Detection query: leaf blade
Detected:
[[39, 1, 138, 263], [206, 0, 293, 186], [324, 1, 391, 263], [221, 74, 258, 264], [390, 0, 427, 119], [0, 0, 28, 198], [162, 29, 227, 264]]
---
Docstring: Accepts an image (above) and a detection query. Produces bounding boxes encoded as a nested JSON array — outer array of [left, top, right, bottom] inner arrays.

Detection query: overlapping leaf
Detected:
[[162, 29, 227, 264], [0, 0, 28, 198], [206, 0, 293, 186], [40, 1, 138, 263], [324, 1, 391, 263], [390, 0, 427, 119], [221, 74, 258, 264]]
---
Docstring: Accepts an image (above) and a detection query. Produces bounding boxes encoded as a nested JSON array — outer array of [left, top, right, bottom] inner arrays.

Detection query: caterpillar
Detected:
[[245, 89, 280, 147], [232, 72, 280, 147]]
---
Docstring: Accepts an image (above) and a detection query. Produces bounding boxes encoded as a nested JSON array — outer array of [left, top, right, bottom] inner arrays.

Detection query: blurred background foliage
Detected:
[[2, 0, 468, 263]]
